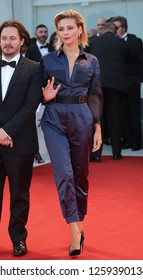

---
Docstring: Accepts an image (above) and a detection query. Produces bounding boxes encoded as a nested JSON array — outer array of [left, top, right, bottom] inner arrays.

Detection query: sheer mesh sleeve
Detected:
[[87, 59, 103, 124]]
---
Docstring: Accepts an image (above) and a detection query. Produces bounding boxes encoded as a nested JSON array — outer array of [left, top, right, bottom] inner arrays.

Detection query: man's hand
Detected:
[[0, 128, 13, 147], [0, 138, 13, 147]]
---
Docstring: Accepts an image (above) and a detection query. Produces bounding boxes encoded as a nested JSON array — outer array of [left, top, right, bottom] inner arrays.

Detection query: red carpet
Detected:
[[1, 156, 143, 260]]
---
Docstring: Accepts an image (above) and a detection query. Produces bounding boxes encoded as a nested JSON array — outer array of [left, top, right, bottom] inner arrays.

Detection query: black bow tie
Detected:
[[0, 60, 16, 68], [40, 45, 48, 49]]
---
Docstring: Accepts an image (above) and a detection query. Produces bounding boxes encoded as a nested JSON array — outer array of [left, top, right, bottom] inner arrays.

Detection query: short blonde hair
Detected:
[[53, 9, 88, 49]]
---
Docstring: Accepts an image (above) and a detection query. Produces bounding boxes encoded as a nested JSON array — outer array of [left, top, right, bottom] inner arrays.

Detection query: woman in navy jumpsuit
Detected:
[[41, 10, 103, 256]]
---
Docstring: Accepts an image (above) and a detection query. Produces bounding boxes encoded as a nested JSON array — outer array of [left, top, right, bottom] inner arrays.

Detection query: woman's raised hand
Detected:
[[42, 76, 61, 102]]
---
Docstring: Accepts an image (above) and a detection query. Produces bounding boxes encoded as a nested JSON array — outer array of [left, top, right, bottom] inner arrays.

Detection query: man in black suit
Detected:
[[26, 24, 54, 164], [87, 22, 130, 160], [0, 20, 43, 256], [112, 16, 143, 151], [26, 24, 54, 62]]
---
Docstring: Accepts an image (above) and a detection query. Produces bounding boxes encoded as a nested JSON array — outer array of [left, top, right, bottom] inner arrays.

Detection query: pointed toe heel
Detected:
[[68, 248, 81, 256], [68, 231, 85, 256]]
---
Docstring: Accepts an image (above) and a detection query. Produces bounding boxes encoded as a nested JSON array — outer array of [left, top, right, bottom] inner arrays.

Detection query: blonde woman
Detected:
[[41, 10, 103, 256]]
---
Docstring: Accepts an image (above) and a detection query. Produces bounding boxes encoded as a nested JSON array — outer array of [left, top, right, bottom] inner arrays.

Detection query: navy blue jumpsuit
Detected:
[[41, 47, 102, 223]]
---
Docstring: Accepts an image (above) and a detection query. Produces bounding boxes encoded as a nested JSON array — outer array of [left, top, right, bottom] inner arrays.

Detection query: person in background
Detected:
[[25, 24, 54, 61], [87, 28, 97, 38], [96, 17, 106, 36], [87, 22, 131, 161], [86, 16, 106, 156], [112, 16, 143, 151], [49, 31, 58, 51], [0, 20, 43, 256], [86, 17, 106, 52], [26, 24, 53, 164], [41, 9, 103, 257]]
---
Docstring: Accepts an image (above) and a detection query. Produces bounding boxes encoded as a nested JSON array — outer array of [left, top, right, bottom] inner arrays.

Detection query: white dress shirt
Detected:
[[36, 41, 49, 57], [122, 32, 128, 41], [1, 53, 20, 100]]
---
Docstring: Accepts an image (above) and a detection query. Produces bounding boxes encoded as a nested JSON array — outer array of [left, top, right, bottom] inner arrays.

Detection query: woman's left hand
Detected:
[[92, 123, 102, 152]]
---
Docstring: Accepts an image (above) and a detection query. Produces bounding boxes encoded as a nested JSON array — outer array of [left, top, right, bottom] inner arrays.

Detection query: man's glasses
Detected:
[[116, 25, 122, 30]]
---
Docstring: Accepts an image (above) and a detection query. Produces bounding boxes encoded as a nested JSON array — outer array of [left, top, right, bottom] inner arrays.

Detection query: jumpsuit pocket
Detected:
[[74, 69, 91, 85]]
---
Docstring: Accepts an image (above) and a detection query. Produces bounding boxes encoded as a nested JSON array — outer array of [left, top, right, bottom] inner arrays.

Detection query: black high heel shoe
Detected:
[[80, 231, 84, 247], [68, 231, 84, 257], [34, 152, 45, 164]]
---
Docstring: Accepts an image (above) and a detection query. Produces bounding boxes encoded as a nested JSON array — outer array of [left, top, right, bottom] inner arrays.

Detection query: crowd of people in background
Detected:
[[86, 15, 143, 162]]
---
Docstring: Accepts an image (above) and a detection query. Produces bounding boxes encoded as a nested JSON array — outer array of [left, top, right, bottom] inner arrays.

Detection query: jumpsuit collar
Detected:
[[57, 45, 88, 60]]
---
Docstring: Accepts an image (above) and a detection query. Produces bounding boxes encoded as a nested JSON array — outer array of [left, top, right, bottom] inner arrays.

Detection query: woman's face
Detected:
[[57, 17, 82, 46]]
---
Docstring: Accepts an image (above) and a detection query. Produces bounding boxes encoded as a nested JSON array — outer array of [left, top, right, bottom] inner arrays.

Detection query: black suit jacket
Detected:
[[0, 55, 43, 154], [87, 32, 130, 92], [25, 43, 54, 62], [123, 33, 143, 83]]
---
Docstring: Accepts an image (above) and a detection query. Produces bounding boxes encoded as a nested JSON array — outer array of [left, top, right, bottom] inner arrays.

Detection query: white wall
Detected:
[[31, 0, 143, 40], [0, 0, 33, 35], [0, 0, 13, 22]]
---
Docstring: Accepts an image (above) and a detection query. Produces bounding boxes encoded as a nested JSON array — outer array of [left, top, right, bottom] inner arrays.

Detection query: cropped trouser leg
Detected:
[[42, 123, 92, 224]]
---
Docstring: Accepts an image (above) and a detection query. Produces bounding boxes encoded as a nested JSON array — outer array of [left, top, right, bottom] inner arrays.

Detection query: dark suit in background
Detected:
[[0, 20, 43, 255], [87, 23, 130, 159], [25, 42, 53, 164], [25, 42, 54, 62], [122, 33, 143, 149], [25, 24, 54, 164], [111, 16, 143, 150]]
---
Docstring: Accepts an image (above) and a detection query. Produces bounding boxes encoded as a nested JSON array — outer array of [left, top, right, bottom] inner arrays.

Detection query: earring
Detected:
[[78, 33, 81, 38]]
